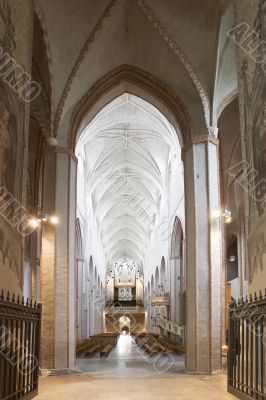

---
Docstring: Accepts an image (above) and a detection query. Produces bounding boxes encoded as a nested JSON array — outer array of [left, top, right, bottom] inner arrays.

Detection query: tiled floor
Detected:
[[37, 335, 235, 400]]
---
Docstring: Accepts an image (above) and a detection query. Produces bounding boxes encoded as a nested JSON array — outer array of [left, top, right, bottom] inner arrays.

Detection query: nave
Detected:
[[0, 1, 265, 400], [77, 335, 184, 377]]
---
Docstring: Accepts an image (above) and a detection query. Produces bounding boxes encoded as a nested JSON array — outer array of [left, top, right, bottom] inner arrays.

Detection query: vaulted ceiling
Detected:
[[76, 93, 181, 267], [37, 0, 228, 142]]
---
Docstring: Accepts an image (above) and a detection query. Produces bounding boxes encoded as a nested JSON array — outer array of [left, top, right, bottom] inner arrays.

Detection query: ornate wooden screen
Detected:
[[0, 291, 42, 400], [228, 291, 266, 400]]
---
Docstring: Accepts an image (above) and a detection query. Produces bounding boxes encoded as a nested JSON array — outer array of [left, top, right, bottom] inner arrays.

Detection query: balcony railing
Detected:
[[151, 315, 184, 344], [105, 305, 145, 314], [151, 292, 170, 306]]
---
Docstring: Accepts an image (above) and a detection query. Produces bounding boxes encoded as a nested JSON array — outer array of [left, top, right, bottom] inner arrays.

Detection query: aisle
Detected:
[[36, 336, 235, 400], [77, 334, 185, 377]]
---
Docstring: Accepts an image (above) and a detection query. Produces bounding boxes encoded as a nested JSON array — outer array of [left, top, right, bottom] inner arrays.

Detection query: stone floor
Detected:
[[37, 335, 235, 400]]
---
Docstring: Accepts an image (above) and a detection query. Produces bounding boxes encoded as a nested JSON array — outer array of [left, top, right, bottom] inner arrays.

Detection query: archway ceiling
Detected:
[[38, 0, 226, 138], [76, 93, 180, 267]]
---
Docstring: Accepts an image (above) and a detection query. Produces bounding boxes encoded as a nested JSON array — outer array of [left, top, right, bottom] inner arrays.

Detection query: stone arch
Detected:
[[94, 266, 98, 289], [216, 90, 238, 125], [76, 218, 83, 260], [151, 275, 155, 293], [89, 256, 94, 281], [171, 216, 184, 260], [170, 216, 185, 324], [69, 65, 194, 151], [48, 64, 222, 373], [119, 316, 131, 334]]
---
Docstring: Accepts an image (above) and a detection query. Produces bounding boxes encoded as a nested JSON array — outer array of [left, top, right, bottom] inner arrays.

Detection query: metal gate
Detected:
[[0, 291, 41, 400], [228, 291, 266, 400]]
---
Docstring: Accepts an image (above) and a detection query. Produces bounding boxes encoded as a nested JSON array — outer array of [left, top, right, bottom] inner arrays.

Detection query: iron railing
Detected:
[[0, 291, 42, 400], [228, 291, 266, 400]]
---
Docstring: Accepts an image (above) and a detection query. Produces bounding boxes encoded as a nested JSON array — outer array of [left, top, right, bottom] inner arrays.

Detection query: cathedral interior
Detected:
[[0, 1, 265, 399]]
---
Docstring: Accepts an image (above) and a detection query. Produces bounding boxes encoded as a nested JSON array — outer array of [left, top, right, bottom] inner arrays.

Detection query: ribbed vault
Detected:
[[76, 93, 181, 269]]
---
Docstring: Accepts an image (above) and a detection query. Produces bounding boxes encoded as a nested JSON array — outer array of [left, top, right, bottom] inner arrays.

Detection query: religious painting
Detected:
[[0, 216, 22, 288], [0, 1, 22, 197], [0, 82, 19, 195], [240, 0, 266, 219], [251, 1, 266, 216], [0, 0, 26, 290]]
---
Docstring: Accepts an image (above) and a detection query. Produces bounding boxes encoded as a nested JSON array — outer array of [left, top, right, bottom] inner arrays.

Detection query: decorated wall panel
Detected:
[[0, 0, 33, 294], [234, 0, 266, 291]]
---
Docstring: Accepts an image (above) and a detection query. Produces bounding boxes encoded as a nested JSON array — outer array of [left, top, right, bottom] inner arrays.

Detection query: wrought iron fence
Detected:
[[228, 291, 266, 400], [0, 291, 42, 400]]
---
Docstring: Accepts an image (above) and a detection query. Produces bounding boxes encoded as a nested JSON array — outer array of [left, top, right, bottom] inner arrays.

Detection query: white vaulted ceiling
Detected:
[[76, 93, 181, 268]]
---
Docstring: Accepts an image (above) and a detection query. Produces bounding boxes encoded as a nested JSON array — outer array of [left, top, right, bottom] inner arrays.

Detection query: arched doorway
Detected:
[[119, 316, 131, 335], [40, 66, 223, 374]]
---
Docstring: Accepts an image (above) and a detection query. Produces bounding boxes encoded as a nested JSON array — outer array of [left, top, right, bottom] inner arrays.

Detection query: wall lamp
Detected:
[[30, 213, 59, 228], [213, 207, 232, 223]]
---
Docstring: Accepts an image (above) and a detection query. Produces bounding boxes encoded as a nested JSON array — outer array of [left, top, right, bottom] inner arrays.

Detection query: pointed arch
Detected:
[[70, 65, 193, 150], [155, 266, 159, 290], [76, 218, 83, 260], [171, 216, 184, 259], [89, 256, 94, 282], [160, 256, 166, 287], [151, 275, 155, 293]]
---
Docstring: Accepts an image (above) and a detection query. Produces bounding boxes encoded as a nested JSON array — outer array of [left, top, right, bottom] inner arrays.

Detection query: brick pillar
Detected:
[[183, 136, 222, 374], [40, 147, 77, 372]]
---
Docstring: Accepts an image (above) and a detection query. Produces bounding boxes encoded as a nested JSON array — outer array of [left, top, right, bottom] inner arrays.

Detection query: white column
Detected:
[[76, 259, 86, 339], [89, 277, 94, 336], [169, 258, 176, 323], [184, 136, 222, 374]]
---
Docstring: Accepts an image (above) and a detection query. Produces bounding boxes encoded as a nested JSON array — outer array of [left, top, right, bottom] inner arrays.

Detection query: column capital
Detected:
[[46, 145, 78, 163], [182, 134, 219, 159]]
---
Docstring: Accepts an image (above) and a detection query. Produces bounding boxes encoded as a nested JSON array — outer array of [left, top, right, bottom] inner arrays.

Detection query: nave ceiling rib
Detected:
[[76, 94, 181, 268]]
